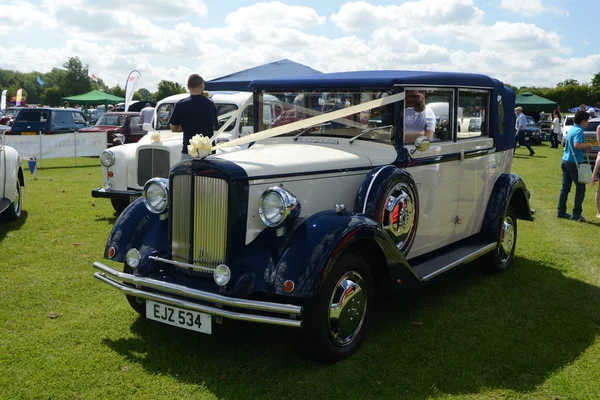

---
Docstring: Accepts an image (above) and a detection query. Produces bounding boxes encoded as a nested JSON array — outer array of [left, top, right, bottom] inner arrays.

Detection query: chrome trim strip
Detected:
[[95, 272, 301, 328], [172, 175, 192, 262], [93, 261, 302, 316], [420, 243, 497, 281], [193, 176, 228, 268], [149, 255, 214, 273]]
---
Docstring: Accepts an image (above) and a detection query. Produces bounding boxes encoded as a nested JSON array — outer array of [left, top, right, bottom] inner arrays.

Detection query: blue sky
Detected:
[[0, 0, 596, 91]]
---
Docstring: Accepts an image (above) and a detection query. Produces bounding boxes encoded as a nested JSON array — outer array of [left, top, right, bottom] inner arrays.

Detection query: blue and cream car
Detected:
[[93, 71, 533, 362], [0, 126, 25, 221]]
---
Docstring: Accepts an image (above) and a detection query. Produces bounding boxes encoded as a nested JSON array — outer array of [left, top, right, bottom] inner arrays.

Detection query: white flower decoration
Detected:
[[150, 132, 161, 143], [187, 134, 212, 158]]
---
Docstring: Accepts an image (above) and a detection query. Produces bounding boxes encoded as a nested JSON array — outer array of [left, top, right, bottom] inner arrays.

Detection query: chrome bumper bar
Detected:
[[93, 261, 303, 328]]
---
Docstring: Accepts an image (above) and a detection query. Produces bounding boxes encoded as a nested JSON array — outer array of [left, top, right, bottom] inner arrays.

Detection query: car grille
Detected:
[[171, 175, 229, 270], [137, 148, 170, 186]]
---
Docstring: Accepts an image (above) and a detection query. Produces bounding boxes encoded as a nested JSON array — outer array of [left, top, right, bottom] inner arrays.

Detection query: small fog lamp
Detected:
[[126, 248, 141, 269], [213, 264, 231, 286]]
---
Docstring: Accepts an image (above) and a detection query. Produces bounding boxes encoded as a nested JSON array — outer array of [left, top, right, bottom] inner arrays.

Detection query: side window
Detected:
[[404, 88, 454, 144], [73, 112, 87, 124], [215, 104, 238, 132], [130, 116, 141, 127], [53, 111, 71, 125], [497, 94, 505, 136], [458, 90, 489, 139], [156, 103, 174, 130]]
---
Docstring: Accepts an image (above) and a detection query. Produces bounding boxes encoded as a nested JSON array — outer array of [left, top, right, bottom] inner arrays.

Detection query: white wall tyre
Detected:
[[303, 252, 375, 363], [485, 206, 517, 272], [2, 179, 22, 221]]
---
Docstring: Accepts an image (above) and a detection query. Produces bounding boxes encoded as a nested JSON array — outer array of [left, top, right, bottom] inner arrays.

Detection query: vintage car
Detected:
[[0, 107, 27, 126], [93, 71, 534, 363], [0, 126, 25, 220], [583, 117, 600, 161], [79, 111, 144, 146], [92, 91, 283, 213], [521, 116, 542, 145]]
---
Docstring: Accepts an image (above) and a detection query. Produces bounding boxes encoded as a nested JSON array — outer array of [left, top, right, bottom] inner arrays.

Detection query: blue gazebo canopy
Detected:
[[205, 59, 322, 92]]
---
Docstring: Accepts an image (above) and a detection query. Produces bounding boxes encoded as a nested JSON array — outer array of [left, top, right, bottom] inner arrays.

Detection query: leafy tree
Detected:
[[556, 79, 579, 87], [592, 72, 600, 88], [42, 87, 62, 107], [107, 85, 125, 98], [136, 88, 153, 102], [154, 80, 186, 102], [62, 56, 92, 96]]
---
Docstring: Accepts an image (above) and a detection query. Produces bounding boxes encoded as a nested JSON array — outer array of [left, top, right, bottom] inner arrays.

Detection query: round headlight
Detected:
[[213, 264, 231, 286], [258, 187, 300, 228], [126, 248, 141, 269], [100, 150, 115, 167], [143, 178, 169, 214]]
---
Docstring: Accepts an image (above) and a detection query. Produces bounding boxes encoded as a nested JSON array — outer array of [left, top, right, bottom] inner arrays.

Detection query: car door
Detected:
[[72, 111, 88, 131], [50, 111, 72, 134], [403, 87, 461, 259], [0, 138, 5, 199]]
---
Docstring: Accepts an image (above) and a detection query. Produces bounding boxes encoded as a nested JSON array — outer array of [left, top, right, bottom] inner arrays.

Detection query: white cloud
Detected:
[[499, 0, 569, 16], [225, 2, 326, 29]]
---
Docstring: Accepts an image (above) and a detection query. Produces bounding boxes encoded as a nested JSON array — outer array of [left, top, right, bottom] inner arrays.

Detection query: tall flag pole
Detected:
[[124, 70, 141, 112]]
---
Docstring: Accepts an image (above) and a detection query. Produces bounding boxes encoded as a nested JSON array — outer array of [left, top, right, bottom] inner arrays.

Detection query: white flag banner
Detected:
[[124, 70, 141, 112], [1, 90, 6, 110], [4, 131, 107, 159]]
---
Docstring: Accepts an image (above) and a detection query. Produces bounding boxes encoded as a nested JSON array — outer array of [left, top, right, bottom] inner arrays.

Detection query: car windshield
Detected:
[[96, 115, 125, 127], [257, 90, 394, 143], [5, 109, 20, 117], [155, 101, 237, 132], [525, 117, 536, 127]]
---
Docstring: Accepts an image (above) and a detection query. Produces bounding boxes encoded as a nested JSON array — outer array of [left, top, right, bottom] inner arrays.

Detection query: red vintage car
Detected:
[[78, 111, 144, 146], [0, 107, 27, 126]]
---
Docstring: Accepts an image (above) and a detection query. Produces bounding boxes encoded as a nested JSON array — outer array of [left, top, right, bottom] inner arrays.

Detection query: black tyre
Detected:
[[123, 265, 146, 317], [1, 178, 22, 221], [303, 252, 375, 363], [485, 206, 517, 272], [111, 199, 129, 214]]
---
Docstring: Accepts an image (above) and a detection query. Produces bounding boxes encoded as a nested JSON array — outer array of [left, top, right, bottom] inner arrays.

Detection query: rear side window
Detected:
[[52, 111, 72, 125], [18, 110, 48, 122], [130, 116, 141, 126], [73, 112, 87, 124], [565, 118, 573, 126]]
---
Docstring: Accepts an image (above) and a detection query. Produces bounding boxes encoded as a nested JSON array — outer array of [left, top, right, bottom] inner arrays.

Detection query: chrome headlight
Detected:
[[100, 150, 115, 167], [258, 186, 300, 228], [143, 178, 169, 214]]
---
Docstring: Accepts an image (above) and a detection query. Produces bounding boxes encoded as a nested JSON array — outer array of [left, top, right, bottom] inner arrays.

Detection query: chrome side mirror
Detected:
[[410, 136, 430, 154]]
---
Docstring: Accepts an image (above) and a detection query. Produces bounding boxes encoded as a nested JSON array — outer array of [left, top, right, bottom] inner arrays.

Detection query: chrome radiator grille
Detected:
[[137, 148, 170, 186], [171, 175, 229, 269]]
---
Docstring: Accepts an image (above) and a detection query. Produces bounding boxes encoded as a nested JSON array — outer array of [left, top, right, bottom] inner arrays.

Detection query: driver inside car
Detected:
[[404, 89, 436, 144]]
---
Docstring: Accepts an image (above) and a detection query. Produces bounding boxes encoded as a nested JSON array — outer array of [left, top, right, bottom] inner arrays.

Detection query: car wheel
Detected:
[[111, 199, 129, 213], [1, 178, 22, 221], [303, 252, 375, 363], [123, 265, 146, 317], [485, 206, 517, 272]]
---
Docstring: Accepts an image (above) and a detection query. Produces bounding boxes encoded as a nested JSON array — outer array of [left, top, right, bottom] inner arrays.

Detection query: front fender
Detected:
[[272, 211, 418, 298], [103, 143, 135, 191], [3, 146, 24, 202], [104, 197, 169, 272], [482, 173, 533, 239]]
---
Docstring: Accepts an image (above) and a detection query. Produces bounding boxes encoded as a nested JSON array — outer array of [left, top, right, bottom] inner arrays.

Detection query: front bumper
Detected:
[[92, 187, 142, 201], [93, 261, 303, 328]]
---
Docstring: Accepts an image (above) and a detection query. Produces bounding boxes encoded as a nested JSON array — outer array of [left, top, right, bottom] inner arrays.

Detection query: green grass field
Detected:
[[1, 145, 600, 400]]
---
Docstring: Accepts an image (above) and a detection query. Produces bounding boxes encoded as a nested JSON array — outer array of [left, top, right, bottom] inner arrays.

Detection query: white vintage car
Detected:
[[92, 91, 284, 212], [94, 71, 534, 363], [0, 126, 25, 220]]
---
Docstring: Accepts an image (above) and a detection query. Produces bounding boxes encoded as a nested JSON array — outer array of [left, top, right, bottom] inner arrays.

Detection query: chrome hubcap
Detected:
[[381, 182, 417, 254], [327, 271, 367, 347], [499, 216, 514, 263]]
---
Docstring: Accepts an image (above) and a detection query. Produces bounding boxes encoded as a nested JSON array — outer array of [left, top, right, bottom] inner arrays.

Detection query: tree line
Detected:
[[0, 57, 187, 107], [2, 56, 600, 111]]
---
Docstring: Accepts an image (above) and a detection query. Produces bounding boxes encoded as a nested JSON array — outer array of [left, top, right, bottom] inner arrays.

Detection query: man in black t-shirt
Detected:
[[169, 74, 218, 160]]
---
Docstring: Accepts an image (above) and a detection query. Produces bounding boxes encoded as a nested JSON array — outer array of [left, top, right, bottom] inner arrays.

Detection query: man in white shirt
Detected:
[[140, 103, 155, 129], [514, 106, 535, 156], [404, 90, 436, 143]]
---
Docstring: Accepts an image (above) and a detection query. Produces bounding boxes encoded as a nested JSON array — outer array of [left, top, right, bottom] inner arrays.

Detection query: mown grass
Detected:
[[1, 145, 600, 400]]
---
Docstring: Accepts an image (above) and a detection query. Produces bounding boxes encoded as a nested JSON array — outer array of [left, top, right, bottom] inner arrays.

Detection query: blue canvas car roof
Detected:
[[250, 70, 498, 89]]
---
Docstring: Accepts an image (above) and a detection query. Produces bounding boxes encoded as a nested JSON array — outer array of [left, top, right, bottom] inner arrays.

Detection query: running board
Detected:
[[410, 238, 497, 281]]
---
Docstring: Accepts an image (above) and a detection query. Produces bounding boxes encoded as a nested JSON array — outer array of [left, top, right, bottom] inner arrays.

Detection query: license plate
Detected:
[[146, 300, 212, 334], [22, 131, 36, 136], [524, 137, 529, 141], [586, 140, 598, 146]]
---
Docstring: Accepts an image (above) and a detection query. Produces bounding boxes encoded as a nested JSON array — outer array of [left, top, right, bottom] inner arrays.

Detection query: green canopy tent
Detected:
[[515, 92, 558, 113], [62, 90, 125, 116]]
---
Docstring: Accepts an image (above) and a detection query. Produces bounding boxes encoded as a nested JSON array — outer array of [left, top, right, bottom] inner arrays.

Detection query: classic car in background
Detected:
[[0, 107, 27, 126], [93, 71, 533, 362], [522, 116, 542, 145], [79, 112, 144, 146], [583, 117, 600, 161], [0, 125, 25, 220], [9, 108, 89, 135], [92, 91, 283, 212]]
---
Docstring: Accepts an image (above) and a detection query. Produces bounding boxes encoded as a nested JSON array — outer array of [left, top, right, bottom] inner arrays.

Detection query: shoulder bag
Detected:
[[568, 134, 592, 184]]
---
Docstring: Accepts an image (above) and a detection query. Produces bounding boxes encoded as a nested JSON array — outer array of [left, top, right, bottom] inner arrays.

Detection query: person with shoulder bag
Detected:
[[557, 110, 594, 222]]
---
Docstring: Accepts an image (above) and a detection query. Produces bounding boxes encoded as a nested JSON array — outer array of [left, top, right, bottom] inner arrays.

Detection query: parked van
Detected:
[[9, 108, 89, 135]]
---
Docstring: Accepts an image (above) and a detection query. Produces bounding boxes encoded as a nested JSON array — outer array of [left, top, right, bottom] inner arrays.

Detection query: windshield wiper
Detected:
[[293, 123, 331, 141], [348, 125, 393, 144]]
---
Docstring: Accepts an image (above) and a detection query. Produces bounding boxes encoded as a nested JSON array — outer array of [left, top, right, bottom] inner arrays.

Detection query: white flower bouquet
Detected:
[[187, 134, 213, 158]]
